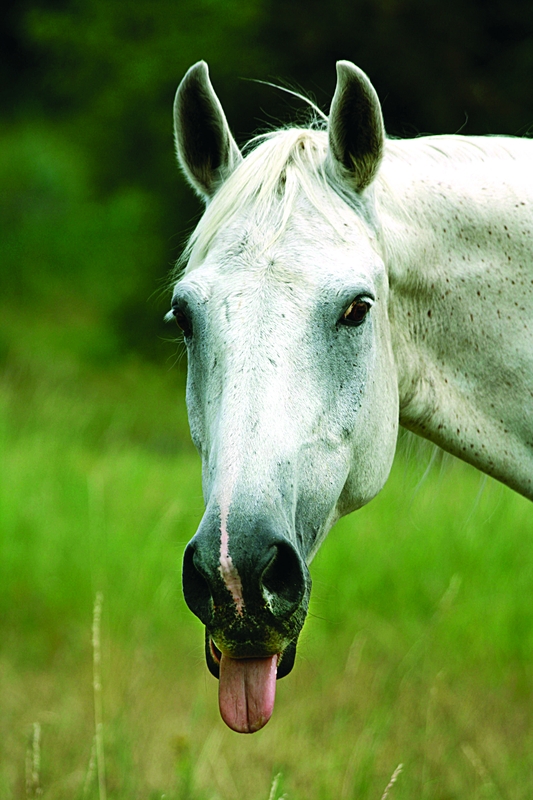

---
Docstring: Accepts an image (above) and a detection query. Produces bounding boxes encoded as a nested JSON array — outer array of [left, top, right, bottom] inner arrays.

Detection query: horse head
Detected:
[[170, 61, 399, 732]]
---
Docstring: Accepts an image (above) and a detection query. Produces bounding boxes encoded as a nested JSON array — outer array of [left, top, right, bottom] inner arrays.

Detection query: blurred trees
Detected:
[[259, 0, 533, 136], [1, 0, 273, 362], [1, 0, 533, 364]]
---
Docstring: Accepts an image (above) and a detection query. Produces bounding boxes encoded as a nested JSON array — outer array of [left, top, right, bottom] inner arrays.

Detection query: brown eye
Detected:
[[173, 307, 193, 338], [340, 299, 371, 327]]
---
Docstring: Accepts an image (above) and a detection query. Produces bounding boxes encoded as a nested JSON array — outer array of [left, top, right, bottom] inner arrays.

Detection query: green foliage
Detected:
[[0, 124, 161, 304], [0, 120, 175, 362], [1, 0, 275, 363], [22, 0, 269, 186]]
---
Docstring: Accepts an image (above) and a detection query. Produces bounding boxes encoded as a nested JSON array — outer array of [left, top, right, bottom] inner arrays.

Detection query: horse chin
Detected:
[[204, 630, 297, 680]]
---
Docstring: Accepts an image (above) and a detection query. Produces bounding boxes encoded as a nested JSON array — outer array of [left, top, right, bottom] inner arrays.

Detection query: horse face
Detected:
[[172, 200, 398, 729], [172, 60, 399, 732]]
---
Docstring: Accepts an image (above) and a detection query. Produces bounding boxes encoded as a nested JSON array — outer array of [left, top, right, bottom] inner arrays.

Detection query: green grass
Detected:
[[1, 345, 532, 799]]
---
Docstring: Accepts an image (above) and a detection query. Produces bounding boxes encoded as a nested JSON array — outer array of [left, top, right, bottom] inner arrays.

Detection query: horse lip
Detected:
[[275, 638, 297, 679], [205, 631, 221, 678], [204, 631, 297, 680], [210, 636, 221, 665]]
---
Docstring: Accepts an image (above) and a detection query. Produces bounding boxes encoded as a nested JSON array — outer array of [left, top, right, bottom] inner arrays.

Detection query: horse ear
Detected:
[[327, 61, 384, 192], [174, 61, 242, 200]]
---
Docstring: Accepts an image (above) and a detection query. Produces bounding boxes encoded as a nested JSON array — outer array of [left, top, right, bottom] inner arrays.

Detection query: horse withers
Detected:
[[169, 61, 533, 732]]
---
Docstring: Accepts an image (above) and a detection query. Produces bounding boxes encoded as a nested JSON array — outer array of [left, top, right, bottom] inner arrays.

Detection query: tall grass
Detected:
[[0, 347, 531, 799]]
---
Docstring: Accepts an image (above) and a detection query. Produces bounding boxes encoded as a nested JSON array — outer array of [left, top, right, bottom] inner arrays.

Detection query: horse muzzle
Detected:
[[181, 507, 311, 731]]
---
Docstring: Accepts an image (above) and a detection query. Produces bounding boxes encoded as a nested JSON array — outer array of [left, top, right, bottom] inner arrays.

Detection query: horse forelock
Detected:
[[176, 127, 376, 276]]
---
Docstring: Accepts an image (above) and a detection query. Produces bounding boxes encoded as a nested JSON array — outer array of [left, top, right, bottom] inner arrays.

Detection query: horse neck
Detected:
[[376, 137, 533, 499]]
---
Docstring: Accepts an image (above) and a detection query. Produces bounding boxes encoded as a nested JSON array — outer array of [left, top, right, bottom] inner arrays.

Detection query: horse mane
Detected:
[[176, 124, 525, 277], [176, 127, 374, 275], [386, 133, 524, 165]]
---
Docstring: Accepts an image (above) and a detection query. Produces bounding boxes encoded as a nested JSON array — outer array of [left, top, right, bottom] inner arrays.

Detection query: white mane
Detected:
[[386, 134, 524, 165], [178, 126, 527, 277], [178, 128, 373, 273]]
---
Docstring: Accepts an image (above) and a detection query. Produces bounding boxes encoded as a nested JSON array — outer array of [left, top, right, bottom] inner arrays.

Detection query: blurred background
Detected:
[[3, 0, 533, 365], [1, 2, 533, 799]]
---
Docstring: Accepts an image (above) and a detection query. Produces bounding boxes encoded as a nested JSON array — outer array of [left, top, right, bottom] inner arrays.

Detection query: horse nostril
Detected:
[[182, 542, 214, 626], [261, 541, 306, 618]]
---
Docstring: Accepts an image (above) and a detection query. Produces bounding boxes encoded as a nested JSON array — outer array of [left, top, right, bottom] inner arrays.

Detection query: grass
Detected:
[[1, 342, 532, 799]]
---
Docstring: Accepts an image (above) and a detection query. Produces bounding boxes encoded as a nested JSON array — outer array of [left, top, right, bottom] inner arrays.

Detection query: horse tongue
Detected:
[[219, 654, 278, 733]]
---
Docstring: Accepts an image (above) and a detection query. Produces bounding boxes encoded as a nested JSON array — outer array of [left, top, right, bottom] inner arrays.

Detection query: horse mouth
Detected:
[[205, 630, 297, 680], [205, 630, 298, 733]]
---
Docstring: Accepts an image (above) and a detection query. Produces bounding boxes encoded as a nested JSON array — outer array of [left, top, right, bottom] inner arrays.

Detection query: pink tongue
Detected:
[[219, 653, 278, 733]]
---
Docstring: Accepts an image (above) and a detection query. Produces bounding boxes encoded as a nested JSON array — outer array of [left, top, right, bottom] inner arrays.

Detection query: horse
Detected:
[[168, 60, 533, 734]]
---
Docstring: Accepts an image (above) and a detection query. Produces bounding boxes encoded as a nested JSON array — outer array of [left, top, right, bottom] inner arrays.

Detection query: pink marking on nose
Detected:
[[219, 505, 244, 616]]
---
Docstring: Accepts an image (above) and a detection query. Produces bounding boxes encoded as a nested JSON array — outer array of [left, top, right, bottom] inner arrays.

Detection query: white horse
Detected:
[[169, 60, 533, 734]]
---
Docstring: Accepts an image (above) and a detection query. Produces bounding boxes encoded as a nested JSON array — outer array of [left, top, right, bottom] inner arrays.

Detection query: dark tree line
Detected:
[[2, 0, 533, 361]]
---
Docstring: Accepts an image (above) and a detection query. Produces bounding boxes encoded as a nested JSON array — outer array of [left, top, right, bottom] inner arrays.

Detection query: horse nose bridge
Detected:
[[210, 344, 313, 450], [181, 505, 309, 623]]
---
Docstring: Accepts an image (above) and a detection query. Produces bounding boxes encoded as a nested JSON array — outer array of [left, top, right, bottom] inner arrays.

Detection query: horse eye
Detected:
[[340, 299, 371, 327], [173, 307, 193, 338]]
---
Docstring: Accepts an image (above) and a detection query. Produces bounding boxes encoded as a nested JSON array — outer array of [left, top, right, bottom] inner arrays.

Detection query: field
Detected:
[[1, 338, 532, 800]]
